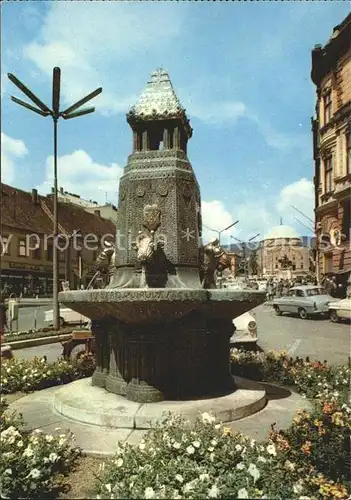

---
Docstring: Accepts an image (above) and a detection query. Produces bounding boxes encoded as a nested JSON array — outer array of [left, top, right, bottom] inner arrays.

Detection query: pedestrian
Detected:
[[329, 276, 338, 298]]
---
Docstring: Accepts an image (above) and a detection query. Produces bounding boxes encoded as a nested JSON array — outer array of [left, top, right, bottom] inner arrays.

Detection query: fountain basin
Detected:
[[59, 288, 265, 403], [59, 288, 265, 325]]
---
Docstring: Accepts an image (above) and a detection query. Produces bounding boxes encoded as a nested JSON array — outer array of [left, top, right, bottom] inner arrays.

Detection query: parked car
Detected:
[[272, 285, 336, 320], [230, 311, 258, 347], [44, 308, 90, 327], [328, 297, 351, 323]]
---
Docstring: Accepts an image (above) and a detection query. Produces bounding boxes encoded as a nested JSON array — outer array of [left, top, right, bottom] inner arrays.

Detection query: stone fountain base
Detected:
[[59, 288, 266, 403], [53, 377, 266, 430]]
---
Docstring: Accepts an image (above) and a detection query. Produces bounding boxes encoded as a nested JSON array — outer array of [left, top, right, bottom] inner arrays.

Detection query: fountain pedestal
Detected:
[[59, 288, 265, 402]]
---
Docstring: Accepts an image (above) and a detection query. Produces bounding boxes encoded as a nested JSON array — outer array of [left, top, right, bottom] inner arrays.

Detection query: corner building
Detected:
[[311, 13, 351, 287]]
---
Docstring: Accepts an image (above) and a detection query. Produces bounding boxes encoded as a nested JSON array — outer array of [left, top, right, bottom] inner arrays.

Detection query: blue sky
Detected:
[[1, 1, 349, 243]]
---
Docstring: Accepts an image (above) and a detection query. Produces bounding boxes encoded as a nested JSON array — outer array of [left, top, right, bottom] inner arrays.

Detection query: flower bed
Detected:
[[0, 355, 95, 394], [4, 327, 73, 344], [94, 351, 350, 499], [94, 413, 349, 499], [0, 397, 81, 499]]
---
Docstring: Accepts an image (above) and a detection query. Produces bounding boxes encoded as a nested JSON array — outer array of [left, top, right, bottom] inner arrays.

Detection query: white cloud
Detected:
[[1, 133, 28, 184], [202, 177, 314, 246], [37, 150, 123, 205], [201, 200, 238, 244], [23, 3, 186, 115], [276, 177, 314, 230], [182, 97, 247, 124]]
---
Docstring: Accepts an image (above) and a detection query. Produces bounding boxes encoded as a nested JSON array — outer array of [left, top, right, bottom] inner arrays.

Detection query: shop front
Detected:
[[0, 264, 65, 298]]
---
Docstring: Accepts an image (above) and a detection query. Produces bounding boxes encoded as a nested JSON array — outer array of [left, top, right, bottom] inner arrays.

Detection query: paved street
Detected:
[[11, 304, 350, 366], [254, 305, 350, 366]]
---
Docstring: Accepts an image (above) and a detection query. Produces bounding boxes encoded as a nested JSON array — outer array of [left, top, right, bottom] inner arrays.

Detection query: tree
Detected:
[[248, 250, 259, 276]]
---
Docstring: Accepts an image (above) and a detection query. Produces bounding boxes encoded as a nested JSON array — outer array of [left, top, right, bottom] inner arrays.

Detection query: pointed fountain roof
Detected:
[[127, 68, 192, 136]]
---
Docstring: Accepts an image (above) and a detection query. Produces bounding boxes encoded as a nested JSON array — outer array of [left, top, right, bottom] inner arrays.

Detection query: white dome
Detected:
[[264, 225, 301, 240]]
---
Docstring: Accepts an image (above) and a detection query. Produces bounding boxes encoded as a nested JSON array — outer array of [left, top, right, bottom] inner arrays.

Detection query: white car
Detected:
[[329, 297, 351, 323], [44, 308, 90, 328], [230, 311, 258, 346]]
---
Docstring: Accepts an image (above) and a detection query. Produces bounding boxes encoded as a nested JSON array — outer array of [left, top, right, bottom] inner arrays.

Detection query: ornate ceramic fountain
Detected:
[[59, 69, 265, 403]]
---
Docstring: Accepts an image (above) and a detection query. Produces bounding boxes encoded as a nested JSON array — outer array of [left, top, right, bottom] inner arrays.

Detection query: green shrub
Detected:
[[0, 397, 81, 499], [0, 354, 95, 394]]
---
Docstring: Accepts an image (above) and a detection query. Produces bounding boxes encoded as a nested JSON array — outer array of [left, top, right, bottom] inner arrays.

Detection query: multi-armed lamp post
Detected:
[[8, 68, 102, 330], [203, 221, 239, 246]]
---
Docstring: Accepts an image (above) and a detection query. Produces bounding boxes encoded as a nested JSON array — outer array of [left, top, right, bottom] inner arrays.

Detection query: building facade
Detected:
[[311, 13, 351, 287], [57, 187, 118, 224], [259, 225, 312, 279], [0, 184, 116, 297]]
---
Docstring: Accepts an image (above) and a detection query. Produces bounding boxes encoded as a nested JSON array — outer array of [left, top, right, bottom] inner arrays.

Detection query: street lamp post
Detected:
[[8, 69, 102, 330], [203, 220, 239, 246]]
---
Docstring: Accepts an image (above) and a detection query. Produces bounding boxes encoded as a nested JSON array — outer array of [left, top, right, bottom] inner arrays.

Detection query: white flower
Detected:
[[23, 446, 34, 458], [28, 468, 41, 479], [45, 434, 53, 443], [193, 440, 201, 448], [257, 456, 267, 463], [4, 469, 12, 475], [211, 438, 218, 446], [183, 480, 198, 493], [55, 427, 61, 431], [173, 441, 181, 449], [293, 481, 304, 494], [247, 463, 260, 483], [175, 474, 183, 483], [116, 458, 123, 468], [208, 484, 220, 498], [3, 378, 7, 384], [208, 446, 214, 452], [58, 438, 66, 446], [235, 444, 242, 451], [17, 440, 23, 448], [266, 444, 277, 456], [139, 442, 146, 451], [49, 453, 59, 463], [105, 484, 112, 493], [186, 445, 195, 455], [284, 460, 296, 471], [210, 453, 215, 462], [144, 487, 155, 499], [214, 424, 221, 429], [201, 412, 215, 424], [199, 473, 210, 481], [250, 439, 256, 448], [236, 462, 245, 470], [237, 488, 249, 499]]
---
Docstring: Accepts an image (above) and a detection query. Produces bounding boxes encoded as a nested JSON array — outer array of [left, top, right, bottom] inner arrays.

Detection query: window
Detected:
[[18, 239, 28, 257], [300, 264, 304, 269], [296, 290, 305, 298], [323, 91, 332, 124], [33, 246, 41, 260], [1, 236, 10, 256], [292, 264, 296, 270], [275, 264, 278, 269], [324, 156, 333, 193], [47, 245, 53, 261]]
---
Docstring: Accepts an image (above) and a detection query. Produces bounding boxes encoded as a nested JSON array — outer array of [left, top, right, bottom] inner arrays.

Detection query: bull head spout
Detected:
[[200, 239, 231, 289], [133, 204, 162, 288]]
